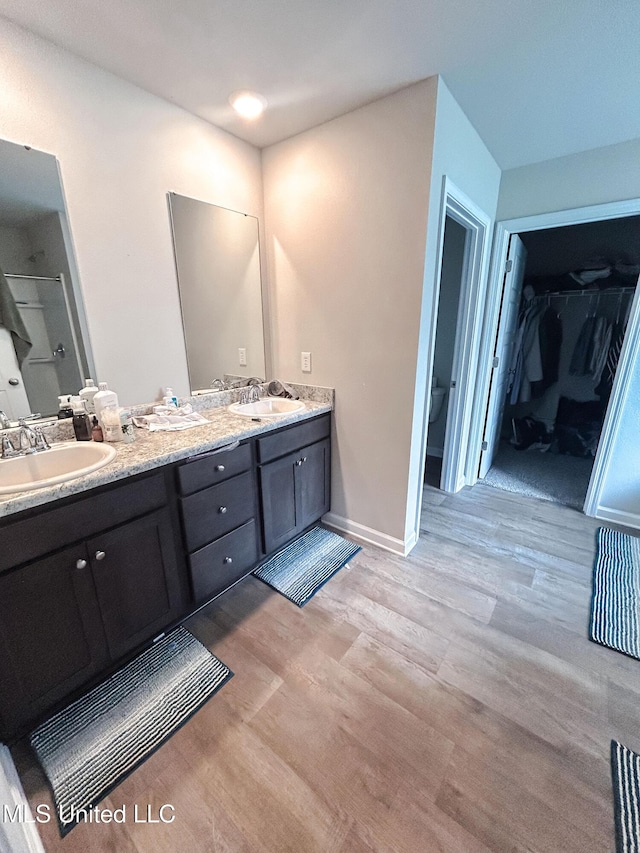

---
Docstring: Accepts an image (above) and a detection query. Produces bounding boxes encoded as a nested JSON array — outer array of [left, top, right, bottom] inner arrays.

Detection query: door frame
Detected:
[[427, 177, 492, 494], [468, 196, 640, 515]]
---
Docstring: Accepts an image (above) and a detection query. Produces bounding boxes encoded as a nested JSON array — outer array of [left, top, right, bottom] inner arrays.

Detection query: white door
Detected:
[[478, 234, 527, 478], [0, 327, 30, 420]]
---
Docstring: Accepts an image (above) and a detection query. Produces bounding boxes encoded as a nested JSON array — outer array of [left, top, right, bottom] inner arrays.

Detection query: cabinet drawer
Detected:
[[189, 519, 258, 603], [180, 471, 255, 552], [176, 442, 252, 496], [0, 472, 168, 574], [256, 414, 331, 464]]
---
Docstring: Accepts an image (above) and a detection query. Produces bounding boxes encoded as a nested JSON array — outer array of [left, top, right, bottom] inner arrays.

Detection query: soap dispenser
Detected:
[[79, 378, 99, 414]]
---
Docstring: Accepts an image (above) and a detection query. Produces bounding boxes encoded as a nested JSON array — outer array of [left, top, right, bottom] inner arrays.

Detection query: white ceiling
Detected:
[[0, 0, 639, 169]]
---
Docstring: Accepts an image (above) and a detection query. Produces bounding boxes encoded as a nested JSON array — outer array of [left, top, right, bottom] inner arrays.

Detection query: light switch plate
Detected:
[[301, 351, 312, 373], [238, 347, 247, 366]]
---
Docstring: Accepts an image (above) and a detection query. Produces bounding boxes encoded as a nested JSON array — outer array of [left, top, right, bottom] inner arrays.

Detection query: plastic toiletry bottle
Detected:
[[100, 404, 123, 442], [163, 387, 179, 408], [119, 408, 136, 444], [79, 378, 99, 414], [91, 416, 103, 442], [57, 395, 74, 419], [72, 399, 92, 441], [93, 382, 119, 426]]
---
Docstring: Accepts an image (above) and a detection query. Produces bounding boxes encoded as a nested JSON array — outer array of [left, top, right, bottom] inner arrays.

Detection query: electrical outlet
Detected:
[[301, 351, 312, 373], [238, 347, 247, 367]]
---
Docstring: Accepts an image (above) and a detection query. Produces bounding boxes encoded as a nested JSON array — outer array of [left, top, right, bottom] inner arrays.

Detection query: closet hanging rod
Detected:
[[4, 273, 61, 282], [533, 286, 635, 299]]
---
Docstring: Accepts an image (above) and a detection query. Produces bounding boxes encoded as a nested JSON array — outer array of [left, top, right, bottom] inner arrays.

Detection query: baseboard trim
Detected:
[[322, 512, 413, 556], [595, 505, 640, 532]]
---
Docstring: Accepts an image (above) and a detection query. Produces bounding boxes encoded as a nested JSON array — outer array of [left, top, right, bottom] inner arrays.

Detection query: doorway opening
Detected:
[[478, 214, 640, 510], [417, 179, 491, 508], [424, 215, 466, 488]]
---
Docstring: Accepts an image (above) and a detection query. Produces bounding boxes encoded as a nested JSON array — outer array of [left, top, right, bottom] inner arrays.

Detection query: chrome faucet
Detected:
[[239, 385, 261, 405], [210, 378, 227, 391], [0, 410, 11, 429]]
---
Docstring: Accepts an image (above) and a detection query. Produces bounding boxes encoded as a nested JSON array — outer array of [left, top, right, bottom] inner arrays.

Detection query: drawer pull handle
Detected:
[[302, 456, 307, 462], [296, 459, 303, 466], [95, 550, 106, 561], [218, 506, 227, 514], [215, 464, 225, 472], [223, 556, 233, 564], [76, 558, 87, 570]]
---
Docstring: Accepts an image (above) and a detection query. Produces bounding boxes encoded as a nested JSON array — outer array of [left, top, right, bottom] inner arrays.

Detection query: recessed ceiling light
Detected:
[[229, 90, 267, 120]]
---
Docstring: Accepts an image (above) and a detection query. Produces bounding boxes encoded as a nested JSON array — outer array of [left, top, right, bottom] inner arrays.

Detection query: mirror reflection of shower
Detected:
[[1, 270, 84, 419], [0, 137, 94, 419]]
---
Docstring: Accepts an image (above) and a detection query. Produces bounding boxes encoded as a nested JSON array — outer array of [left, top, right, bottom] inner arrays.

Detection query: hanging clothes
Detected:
[[594, 320, 625, 402], [569, 315, 598, 375], [530, 306, 563, 399], [508, 302, 562, 404]]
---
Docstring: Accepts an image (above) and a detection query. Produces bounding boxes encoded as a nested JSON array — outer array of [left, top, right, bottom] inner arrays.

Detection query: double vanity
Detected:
[[0, 390, 332, 740]]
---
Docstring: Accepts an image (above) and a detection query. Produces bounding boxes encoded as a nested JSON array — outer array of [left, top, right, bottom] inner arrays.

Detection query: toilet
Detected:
[[429, 378, 446, 423]]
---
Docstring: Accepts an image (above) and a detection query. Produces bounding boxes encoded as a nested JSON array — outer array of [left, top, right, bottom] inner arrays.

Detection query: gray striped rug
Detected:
[[612, 740, 640, 853], [254, 526, 360, 606], [590, 527, 640, 658], [30, 627, 231, 836]]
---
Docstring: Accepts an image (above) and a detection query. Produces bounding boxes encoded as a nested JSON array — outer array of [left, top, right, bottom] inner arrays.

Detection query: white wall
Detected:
[[0, 17, 263, 406], [497, 140, 640, 525], [263, 79, 438, 551], [498, 138, 640, 221]]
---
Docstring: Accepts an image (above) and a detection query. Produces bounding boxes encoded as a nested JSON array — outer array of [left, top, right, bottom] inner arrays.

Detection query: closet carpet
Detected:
[[11, 482, 636, 852], [481, 440, 593, 509]]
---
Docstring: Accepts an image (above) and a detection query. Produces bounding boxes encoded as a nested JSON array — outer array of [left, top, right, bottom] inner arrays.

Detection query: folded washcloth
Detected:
[[132, 404, 209, 432]]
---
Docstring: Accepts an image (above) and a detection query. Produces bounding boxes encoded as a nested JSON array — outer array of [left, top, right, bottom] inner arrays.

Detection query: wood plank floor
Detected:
[[13, 482, 640, 852]]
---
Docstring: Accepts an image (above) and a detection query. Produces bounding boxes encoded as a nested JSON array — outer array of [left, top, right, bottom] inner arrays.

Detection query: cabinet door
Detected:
[[260, 449, 299, 554], [297, 438, 331, 529], [88, 509, 181, 661], [260, 438, 332, 555], [0, 545, 108, 735]]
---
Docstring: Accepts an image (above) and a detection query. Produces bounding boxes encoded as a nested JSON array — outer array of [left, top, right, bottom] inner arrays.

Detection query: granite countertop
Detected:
[[0, 398, 332, 519]]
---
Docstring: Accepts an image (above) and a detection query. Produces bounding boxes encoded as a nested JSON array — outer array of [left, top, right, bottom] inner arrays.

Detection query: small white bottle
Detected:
[[93, 382, 119, 427], [163, 387, 178, 408], [79, 378, 99, 414]]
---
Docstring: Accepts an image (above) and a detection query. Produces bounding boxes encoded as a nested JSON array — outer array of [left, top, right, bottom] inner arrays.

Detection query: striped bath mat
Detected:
[[590, 527, 640, 659], [30, 627, 232, 836], [254, 526, 360, 606], [611, 740, 640, 853]]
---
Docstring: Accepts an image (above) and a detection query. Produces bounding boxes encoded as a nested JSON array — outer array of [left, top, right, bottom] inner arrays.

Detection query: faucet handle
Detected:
[[33, 426, 50, 452], [1, 433, 19, 459]]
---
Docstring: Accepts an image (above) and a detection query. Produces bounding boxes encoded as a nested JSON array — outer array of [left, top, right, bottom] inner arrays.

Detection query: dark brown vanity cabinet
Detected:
[[0, 472, 184, 738], [177, 443, 259, 604], [257, 414, 331, 554]]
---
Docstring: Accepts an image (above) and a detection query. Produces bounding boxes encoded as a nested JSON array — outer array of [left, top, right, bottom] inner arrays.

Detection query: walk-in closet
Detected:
[[481, 215, 639, 509]]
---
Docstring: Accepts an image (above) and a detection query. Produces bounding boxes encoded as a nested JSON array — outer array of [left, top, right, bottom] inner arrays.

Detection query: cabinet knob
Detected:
[[76, 558, 87, 570], [302, 456, 307, 462], [223, 556, 233, 564], [296, 459, 303, 466], [215, 464, 225, 472], [218, 506, 227, 514], [95, 550, 106, 561]]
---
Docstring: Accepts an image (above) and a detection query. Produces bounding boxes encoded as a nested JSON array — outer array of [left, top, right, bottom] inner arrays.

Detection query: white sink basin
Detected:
[[228, 398, 306, 418], [0, 441, 117, 494]]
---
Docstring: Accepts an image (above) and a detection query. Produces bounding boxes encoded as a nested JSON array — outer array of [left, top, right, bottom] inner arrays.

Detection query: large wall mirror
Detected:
[[168, 193, 266, 393], [0, 138, 94, 420]]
